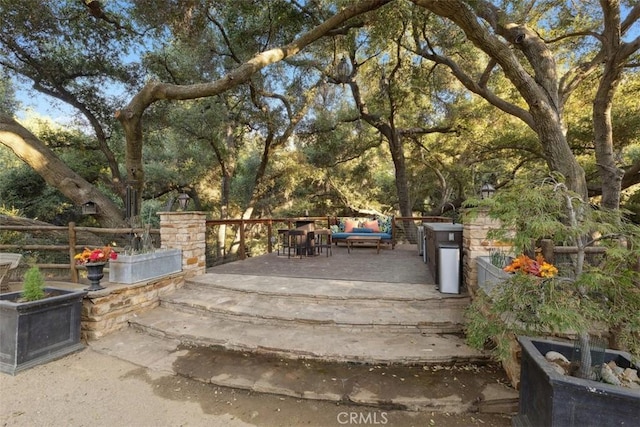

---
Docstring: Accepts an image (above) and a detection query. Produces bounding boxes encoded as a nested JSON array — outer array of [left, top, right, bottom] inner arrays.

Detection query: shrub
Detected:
[[464, 174, 640, 372], [21, 266, 45, 301]]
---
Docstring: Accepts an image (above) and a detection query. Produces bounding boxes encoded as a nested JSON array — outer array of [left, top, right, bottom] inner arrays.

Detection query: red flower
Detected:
[[74, 246, 117, 265]]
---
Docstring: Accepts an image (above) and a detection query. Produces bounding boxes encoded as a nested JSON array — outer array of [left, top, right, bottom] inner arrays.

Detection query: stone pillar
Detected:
[[158, 212, 207, 278], [463, 211, 512, 295]]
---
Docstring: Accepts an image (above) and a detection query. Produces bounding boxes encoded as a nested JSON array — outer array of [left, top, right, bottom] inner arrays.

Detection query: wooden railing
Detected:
[[205, 215, 453, 262], [0, 222, 160, 282], [205, 217, 333, 263], [538, 238, 608, 265], [1, 215, 454, 280]]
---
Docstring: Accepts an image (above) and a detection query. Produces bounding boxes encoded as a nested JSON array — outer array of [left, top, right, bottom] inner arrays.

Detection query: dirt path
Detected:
[[0, 348, 513, 427]]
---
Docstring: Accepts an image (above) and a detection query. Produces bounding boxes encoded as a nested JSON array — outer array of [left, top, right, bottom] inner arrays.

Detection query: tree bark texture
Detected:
[[412, 0, 588, 198], [593, 0, 640, 209], [0, 114, 124, 226]]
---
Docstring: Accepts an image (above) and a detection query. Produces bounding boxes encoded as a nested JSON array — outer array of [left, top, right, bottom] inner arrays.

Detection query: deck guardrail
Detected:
[[1, 215, 453, 281]]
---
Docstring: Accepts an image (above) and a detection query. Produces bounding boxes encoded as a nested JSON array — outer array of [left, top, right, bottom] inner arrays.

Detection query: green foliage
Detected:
[[489, 249, 509, 268], [21, 266, 45, 302], [466, 173, 628, 255], [0, 164, 78, 225], [0, 73, 18, 114], [2, 0, 639, 230], [0, 205, 22, 245], [465, 174, 640, 361]]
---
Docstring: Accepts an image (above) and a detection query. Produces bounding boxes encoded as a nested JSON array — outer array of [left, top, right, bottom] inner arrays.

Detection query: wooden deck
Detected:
[[208, 242, 437, 286]]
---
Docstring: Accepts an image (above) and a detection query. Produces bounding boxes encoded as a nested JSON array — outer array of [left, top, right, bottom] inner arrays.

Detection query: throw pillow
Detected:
[[330, 225, 340, 233], [363, 220, 380, 232], [344, 219, 359, 233], [378, 216, 392, 234]]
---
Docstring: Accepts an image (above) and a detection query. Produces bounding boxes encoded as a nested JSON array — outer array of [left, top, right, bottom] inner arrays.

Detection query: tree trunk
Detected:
[[389, 131, 413, 218], [591, 0, 640, 209], [593, 67, 624, 209], [529, 106, 588, 199], [0, 114, 124, 226], [412, 0, 589, 199]]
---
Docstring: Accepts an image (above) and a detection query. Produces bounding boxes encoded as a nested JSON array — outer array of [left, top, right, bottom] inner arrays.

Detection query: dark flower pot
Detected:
[[514, 336, 640, 427], [0, 287, 87, 375], [84, 262, 106, 291]]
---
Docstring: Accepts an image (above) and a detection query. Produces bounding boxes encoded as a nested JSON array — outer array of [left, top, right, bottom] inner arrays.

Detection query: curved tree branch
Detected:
[[117, 0, 392, 202], [0, 113, 124, 225]]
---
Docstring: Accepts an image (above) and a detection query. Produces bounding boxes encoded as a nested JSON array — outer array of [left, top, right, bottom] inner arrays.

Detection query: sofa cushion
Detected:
[[352, 227, 374, 233], [335, 216, 393, 235], [338, 217, 360, 231], [332, 232, 392, 241], [377, 216, 392, 234]]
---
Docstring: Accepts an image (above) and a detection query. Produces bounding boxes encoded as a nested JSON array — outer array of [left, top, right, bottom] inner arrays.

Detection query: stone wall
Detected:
[[158, 211, 207, 279], [463, 211, 520, 387], [463, 211, 512, 296], [81, 272, 184, 340], [82, 212, 208, 340]]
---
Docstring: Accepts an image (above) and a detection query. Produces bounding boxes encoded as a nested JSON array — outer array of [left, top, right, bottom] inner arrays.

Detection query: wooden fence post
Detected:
[[540, 239, 555, 264], [239, 219, 246, 260], [267, 220, 273, 253], [68, 222, 78, 283]]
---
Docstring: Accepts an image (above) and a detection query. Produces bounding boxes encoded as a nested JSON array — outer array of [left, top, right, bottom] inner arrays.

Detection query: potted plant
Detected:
[[107, 225, 182, 284], [0, 266, 87, 375], [476, 249, 512, 294], [74, 245, 118, 291], [516, 336, 640, 427], [463, 174, 640, 425]]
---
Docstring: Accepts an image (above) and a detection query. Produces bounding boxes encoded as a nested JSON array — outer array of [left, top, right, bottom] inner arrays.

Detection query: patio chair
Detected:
[[315, 229, 332, 257], [286, 229, 306, 259], [0, 253, 22, 292]]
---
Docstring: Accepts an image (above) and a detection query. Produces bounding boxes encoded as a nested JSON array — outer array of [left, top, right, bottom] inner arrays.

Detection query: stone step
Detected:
[[166, 279, 466, 333], [92, 328, 517, 414], [128, 306, 488, 365], [186, 273, 465, 302]]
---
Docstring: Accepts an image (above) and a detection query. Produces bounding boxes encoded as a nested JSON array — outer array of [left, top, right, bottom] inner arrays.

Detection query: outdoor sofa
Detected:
[[329, 216, 395, 249]]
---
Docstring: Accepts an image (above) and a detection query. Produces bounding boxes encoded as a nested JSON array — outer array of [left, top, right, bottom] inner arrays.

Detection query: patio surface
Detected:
[[208, 242, 436, 286]]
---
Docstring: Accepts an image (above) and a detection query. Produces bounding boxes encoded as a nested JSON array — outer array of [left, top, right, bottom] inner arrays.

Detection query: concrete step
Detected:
[[92, 328, 517, 414], [164, 276, 467, 334], [128, 306, 488, 365]]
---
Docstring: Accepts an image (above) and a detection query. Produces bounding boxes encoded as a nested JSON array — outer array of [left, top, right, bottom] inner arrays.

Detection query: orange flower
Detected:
[[503, 253, 557, 278]]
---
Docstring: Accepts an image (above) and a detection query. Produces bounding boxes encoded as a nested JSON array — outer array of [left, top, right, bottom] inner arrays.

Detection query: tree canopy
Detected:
[[1, 0, 639, 227]]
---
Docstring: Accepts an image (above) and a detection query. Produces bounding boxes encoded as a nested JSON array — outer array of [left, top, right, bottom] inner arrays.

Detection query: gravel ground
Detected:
[[0, 348, 513, 427]]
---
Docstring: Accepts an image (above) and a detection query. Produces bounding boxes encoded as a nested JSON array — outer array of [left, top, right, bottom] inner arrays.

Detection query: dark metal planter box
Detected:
[[514, 336, 640, 427], [0, 287, 87, 375]]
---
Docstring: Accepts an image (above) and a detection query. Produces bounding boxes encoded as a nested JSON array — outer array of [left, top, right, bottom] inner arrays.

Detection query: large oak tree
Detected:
[[1, 0, 639, 225]]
